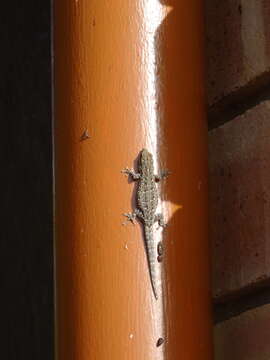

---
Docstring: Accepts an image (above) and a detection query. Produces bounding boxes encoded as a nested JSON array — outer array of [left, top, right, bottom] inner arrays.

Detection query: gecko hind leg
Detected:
[[123, 208, 143, 225], [155, 213, 167, 228], [155, 169, 171, 182]]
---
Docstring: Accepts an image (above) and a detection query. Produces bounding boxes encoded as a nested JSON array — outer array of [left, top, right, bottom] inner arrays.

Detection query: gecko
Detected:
[[121, 149, 169, 300]]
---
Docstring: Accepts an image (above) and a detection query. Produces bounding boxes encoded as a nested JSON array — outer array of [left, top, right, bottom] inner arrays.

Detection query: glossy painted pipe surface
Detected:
[[54, 0, 213, 359]]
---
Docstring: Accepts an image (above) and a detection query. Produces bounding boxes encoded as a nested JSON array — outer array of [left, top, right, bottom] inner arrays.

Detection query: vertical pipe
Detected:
[[54, 1, 213, 359]]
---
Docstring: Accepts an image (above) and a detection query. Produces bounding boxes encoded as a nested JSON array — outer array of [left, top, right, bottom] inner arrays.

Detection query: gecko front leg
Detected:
[[121, 167, 141, 180]]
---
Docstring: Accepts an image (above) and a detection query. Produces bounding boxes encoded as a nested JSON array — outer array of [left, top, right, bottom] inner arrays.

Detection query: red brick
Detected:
[[215, 304, 270, 360], [209, 101, 270, 299], [205, 0, 270, 106]]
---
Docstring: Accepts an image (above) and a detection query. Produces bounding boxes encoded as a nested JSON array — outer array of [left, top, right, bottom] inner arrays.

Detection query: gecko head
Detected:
[[139, 149, 153, 173], [141, 148, 150, 157], [139, 148, 153, 171]]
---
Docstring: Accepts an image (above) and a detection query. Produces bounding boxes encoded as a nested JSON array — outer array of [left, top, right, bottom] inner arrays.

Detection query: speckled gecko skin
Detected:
[[122, 149, 169, 300]]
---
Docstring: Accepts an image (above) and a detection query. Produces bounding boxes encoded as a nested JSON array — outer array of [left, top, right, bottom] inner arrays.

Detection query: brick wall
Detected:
[[206, 0, 270, 358]]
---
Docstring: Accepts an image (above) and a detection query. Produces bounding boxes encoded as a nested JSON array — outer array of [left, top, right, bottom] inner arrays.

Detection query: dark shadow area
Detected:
[[214, 284, 270, 323], [0, 1, 53, 359], [208, 71, 270, 129]]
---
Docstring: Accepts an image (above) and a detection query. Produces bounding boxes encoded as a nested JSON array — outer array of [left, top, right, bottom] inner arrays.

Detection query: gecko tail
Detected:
[[152, 282, 158, 300], [149, 260, 159, 300], [144, 226, 159, 300]]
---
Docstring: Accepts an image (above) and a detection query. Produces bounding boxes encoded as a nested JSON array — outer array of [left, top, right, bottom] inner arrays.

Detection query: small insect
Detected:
[[80, 129, 90, 141], [156, 338, 164, 347]]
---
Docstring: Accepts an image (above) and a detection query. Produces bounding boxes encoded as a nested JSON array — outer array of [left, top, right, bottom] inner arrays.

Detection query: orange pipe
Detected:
[[54, 1, 213, 359]]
